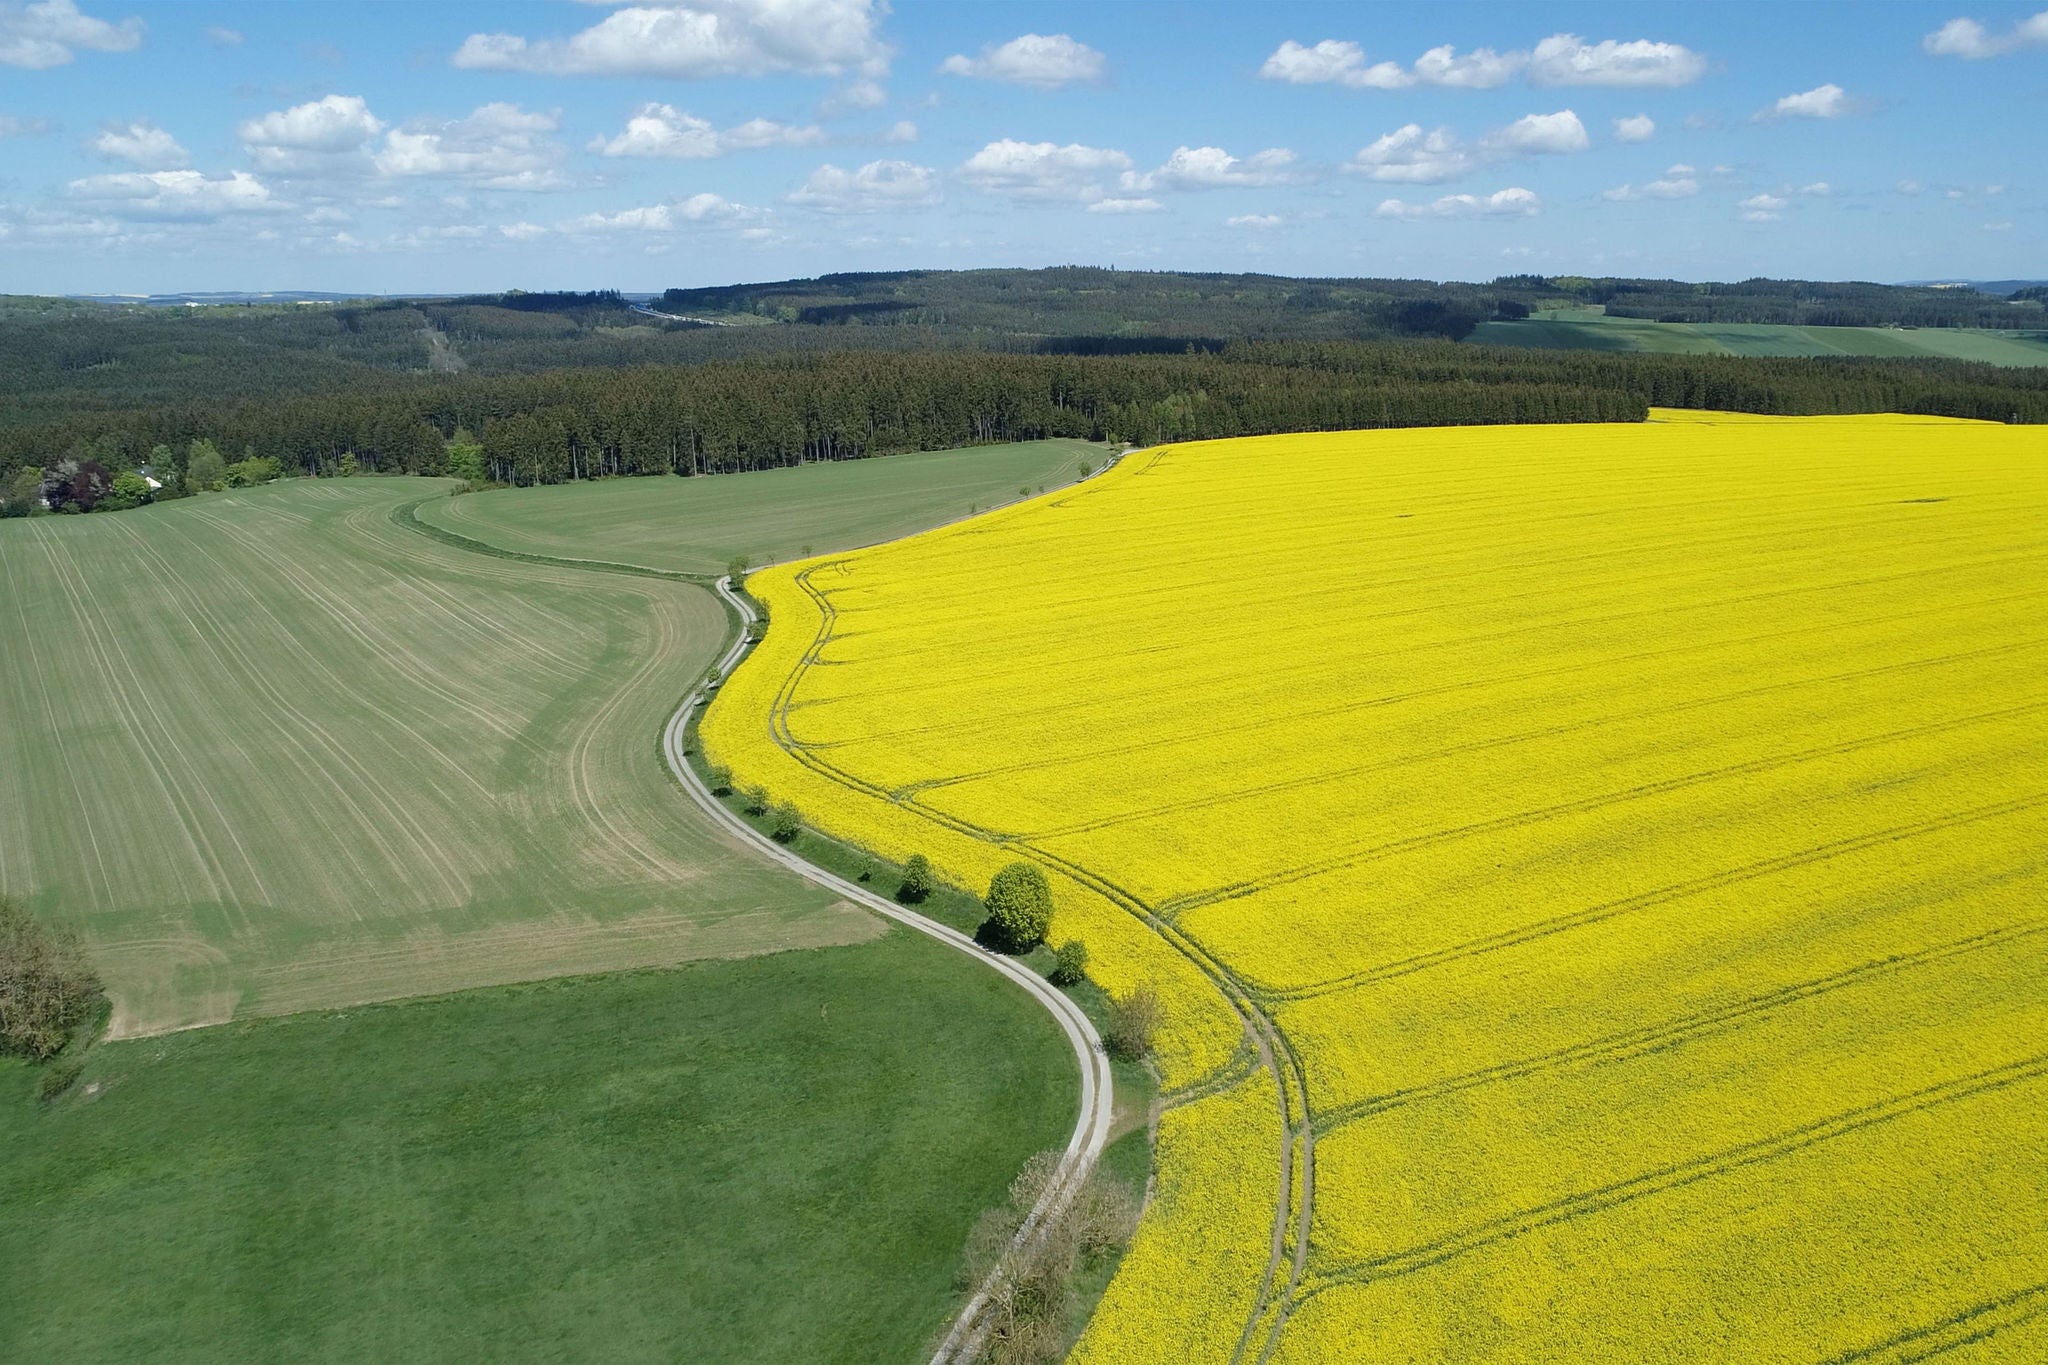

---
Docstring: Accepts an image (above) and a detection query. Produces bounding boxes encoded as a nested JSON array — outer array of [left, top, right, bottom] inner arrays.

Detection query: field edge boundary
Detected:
[[668, 576, 1116, 1365]]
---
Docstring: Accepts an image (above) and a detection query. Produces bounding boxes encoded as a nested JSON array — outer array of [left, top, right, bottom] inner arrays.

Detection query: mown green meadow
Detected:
[[417, 439, 1105, 576], [1, 937, 1075, 1364], [1469, 308, 2048, 366]]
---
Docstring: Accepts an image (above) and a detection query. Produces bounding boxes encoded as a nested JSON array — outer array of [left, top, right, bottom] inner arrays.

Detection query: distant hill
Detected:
[[66, 290, 403, 307], [657, 268, 2048, 339], [1902, 280, 2048, 297], [1470, 309, 2048, 367]]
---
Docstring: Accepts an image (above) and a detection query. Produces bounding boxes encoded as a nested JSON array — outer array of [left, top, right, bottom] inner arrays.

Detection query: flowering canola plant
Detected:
[[703, 412, 2048, 1363]]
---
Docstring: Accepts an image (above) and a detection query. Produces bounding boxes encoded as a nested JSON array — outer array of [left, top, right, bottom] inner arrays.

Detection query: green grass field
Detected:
[[1, 937, 1075, 1364], [417, 439, 1107, 576], [0, 479, 866, 1036], [1469, 309, 2048, 365], [2, 448, 1104, 1362]]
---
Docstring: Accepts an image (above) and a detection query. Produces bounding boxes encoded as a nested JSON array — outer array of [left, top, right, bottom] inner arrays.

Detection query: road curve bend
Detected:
[[663, 576, 1117, 1365]]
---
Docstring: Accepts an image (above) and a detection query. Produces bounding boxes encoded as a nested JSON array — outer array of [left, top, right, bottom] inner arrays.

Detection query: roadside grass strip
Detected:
[[703, 412, 2048, 1361]]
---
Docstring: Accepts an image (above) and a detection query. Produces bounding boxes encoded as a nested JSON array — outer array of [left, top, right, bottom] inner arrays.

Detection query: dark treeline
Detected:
[[1555, 276, 2046, 329], [4, 342, 2043, 497], [664, 268, 2048, 336], [8, 270, 2043, 432]]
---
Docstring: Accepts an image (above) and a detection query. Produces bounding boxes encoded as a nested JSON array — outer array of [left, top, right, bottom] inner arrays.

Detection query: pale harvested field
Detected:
[[0, 479, 863, 1036]]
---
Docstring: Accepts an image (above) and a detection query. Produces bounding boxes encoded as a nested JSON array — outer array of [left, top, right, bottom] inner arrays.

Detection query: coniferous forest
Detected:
[[3, 272, 2044, 510]]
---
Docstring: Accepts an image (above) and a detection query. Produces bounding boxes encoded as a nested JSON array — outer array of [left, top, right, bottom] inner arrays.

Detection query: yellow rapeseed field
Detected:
[[702, 411, 2048, 1363]]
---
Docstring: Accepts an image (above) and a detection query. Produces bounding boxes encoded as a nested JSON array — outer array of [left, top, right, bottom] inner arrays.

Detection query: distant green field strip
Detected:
[[394, 496, 712, 582], [417, 438, 1106, 577], [0, 480, 860, 1036], [0, 940, 1076, 1365], [1472, 315, 2048, 366]]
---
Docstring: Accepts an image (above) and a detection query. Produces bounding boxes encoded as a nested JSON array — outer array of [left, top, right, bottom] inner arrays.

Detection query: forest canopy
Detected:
[[2, 270, 2042, 501]]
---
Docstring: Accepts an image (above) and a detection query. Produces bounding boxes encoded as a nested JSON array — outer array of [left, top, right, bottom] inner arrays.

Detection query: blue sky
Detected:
[[0, 0, 2041, 293]]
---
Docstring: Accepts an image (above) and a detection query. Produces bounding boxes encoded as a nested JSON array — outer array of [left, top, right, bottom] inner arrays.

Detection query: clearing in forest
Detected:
[[0, 479, 862, 1036], [705, 411, 2048, 1363]]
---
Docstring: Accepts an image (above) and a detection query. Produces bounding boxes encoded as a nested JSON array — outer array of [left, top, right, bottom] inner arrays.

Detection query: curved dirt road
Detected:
[[664, 576, 1116, 1365]]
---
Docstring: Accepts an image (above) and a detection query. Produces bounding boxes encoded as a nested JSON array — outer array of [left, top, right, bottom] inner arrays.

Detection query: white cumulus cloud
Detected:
[[1527, 34, 1705, 86], [1086, 196, 1162, 214], [1487, 109, 1589, 154], [374, 103, 567, 190], [1350, 109, 1587, 184], [1376, 187, 1541, 220], [242, 97, 570, 189], [1603, 170, 1700, 201], [1613, 113, 1655, 142], [940, 33, 1104, 88], [1258, 38, 1520, 89], [787, 158, 940, 212], [453, 0, 890, 79], [0, 0, 141, 69], [564, 193, 763, 233], [1923, 11, 2048, 58], [65, 168, 279, 221], [1227, 213, 1283, 228], [1740, 192, 1787, 221], [1262, 32, 1703, 90], [1348, 124, 1476, 183], [590, 103, 822, 158], [91, 119, 186, 168], [239, 94, 386, 172], [1126, 145, 1297, 192], [1767, 83, 1850, 119], [204, 24, 240, 47], [959, 139, 1132, 202]]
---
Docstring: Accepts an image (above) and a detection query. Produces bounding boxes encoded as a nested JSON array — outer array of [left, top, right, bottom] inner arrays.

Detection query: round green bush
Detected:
[[1049, 939, 1090, 987], [985, 862, 1053, 953]]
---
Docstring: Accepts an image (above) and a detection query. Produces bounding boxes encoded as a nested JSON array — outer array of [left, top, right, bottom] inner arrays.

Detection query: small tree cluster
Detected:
[[446, 435, 487, 486], [1048, 939, 1089, 987], [985, 862, 1053, 953], [898, 853, 934, 903], [0, 898, 104, 1062], [769, 802, 803, 843], [1104, 984, 1162, 1061], [186, 439, 227, 492], [743, 784, 770, 816], [726, 555, 749, 589], [954, 1151, 1141, 1364], [705, 764, 733, 796]]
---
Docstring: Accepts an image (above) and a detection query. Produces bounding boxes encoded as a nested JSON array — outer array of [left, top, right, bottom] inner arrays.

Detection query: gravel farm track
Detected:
[[665, 577, 1115, 1365], [406, 467, 1124, 1361]]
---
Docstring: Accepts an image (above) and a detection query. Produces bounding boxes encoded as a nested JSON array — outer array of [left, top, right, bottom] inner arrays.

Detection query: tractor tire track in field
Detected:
[[1819, 1279, 2048, 1365], [769, 553, 1316, 1365], [1156, 699, 2048, 921], [1299, 1052, 2048, 1298], [1310, 918, 2048, 1132], [1263, 792, 2048, 1004], [677, 578, 1114, 1365]]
